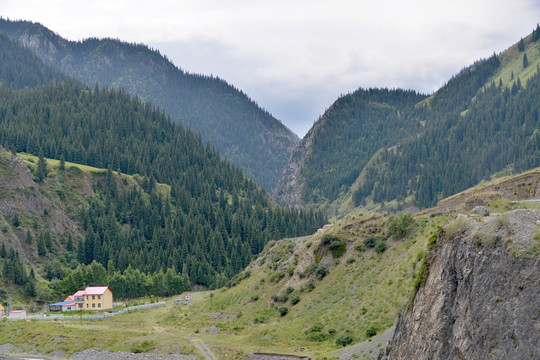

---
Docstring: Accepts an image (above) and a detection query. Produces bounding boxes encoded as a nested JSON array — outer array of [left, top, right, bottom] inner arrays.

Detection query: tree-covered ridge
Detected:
[[0, 18, 298, 192], [354, 67, 540, 208], [0, 31, 66, 89], [0, 79, 326, 291], [298, 88, 426, 204], [427, 54, 501, 113]]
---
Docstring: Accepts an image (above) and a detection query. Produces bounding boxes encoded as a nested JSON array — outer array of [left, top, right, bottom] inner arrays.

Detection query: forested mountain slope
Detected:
[[0, 35, 326, 302], [273, 87, 426, 208], [276, 27, 540, 213], [0, 31, 66, 88], [354, 31, 540, 210], [0, 18, 298, 192]]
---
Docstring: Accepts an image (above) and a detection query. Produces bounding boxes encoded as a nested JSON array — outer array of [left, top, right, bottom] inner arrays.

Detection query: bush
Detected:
[[315, 266, 328, 280], [269, 271, 285, 283], [387, 213, 416, 239], [290, 293, 300, 305], [278, 306, 289, 316], [321, 234, 337, 245], [329, 239, 346, 258], [336, 334, 354, 347], [363, 235, 379, 248], [375, 240, 386, 254], [354, 243, 365, 252], [365, 326, 377, 338]]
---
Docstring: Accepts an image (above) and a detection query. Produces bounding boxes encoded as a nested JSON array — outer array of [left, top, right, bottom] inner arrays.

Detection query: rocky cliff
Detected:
[[380, 209, 540, 360]]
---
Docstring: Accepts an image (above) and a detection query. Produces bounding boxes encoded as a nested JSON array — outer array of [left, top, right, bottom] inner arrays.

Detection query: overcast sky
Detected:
[[2, 0, 539, 137]]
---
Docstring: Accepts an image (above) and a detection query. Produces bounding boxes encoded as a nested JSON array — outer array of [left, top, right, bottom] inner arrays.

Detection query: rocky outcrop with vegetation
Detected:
[[380, 209, 540, 360]]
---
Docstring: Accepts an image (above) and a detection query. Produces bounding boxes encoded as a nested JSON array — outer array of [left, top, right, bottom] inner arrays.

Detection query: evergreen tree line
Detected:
[[58, 261, 191, 300], [0, 246, 37, 297]]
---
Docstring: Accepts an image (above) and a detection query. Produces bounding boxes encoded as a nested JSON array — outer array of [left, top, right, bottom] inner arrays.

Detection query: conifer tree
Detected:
[[518, 38, 525, 51], [36, 150, 47, 182]]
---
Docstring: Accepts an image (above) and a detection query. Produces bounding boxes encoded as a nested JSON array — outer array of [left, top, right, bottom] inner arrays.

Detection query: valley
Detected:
[[0, 18, 539, 360]]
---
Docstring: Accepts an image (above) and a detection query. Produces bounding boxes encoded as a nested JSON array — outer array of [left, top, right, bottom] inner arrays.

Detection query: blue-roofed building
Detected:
[[48, 301, 76, 312]]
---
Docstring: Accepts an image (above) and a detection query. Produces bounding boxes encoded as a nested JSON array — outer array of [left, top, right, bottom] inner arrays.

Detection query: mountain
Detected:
[[0, 18, 298, 192], [0, 34, 326, 301], [273, 88, 426, 208], [275, 27, 540, 213], [0, 31, 66, 89]]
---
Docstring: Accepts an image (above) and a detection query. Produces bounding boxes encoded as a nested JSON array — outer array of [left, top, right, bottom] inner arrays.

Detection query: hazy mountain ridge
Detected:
[[0, 18, 298, 192]]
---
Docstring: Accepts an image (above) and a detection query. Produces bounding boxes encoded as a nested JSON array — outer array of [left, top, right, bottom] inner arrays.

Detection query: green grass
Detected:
[[486, 35, 540, 91]]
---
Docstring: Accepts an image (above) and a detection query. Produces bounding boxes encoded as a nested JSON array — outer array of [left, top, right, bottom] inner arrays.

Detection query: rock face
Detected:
[[380, 209, 540, 360], [470, 205, 489, 216]]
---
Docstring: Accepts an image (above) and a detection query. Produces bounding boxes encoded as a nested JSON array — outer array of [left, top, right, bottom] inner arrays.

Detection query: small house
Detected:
[[71, 286, 114, 311], [8, 310, 26, 319]]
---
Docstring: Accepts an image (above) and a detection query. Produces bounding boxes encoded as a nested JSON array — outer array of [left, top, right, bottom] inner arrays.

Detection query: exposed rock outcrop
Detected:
[[380, 209, 540, 360]]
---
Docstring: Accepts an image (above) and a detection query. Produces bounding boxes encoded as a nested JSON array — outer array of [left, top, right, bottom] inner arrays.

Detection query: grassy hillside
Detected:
[[484, 33, 540, 91]]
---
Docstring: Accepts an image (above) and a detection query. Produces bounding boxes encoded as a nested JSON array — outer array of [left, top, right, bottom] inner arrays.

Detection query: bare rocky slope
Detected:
[[379, 208, 540, 360]]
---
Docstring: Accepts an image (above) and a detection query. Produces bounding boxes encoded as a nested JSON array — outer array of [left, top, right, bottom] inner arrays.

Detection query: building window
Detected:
[[98, 295, 101, 300], [92, 295, 95, 300], [92, 303, 95, 308], [86, 304, 89, 308], [78, 304, 83, 308], [98, 303, 101, 308]]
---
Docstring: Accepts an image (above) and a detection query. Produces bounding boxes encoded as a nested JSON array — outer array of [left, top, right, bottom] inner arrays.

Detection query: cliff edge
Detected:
[[380, 209, 540, 360]]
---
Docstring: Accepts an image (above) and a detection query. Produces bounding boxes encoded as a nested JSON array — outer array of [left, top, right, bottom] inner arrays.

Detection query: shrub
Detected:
[[363, 236, 378, 248], [308, 332, 329, 342], [306, 280, 316, 292], [269, 271, 285, 283], [290, 293, 300, 305], [286, 264, 296, 276], [329, 239, 346, 258], [305, 262, 318, 276], [321, 233, 337, 245], [315, 266, 328, 280], [387, 213, 417, 239], [336, 334, 354, 347], [444, 216, 470, 238], [365, 326, 377, 338], [354, 243, 365, 252], [278, 306, 289, 316], [375, 240, 386, 254]]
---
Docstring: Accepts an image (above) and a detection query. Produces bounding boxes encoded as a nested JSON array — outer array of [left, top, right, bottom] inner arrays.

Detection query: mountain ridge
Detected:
[[275, 27, 540, 214], [0, 18, 298, 192]]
